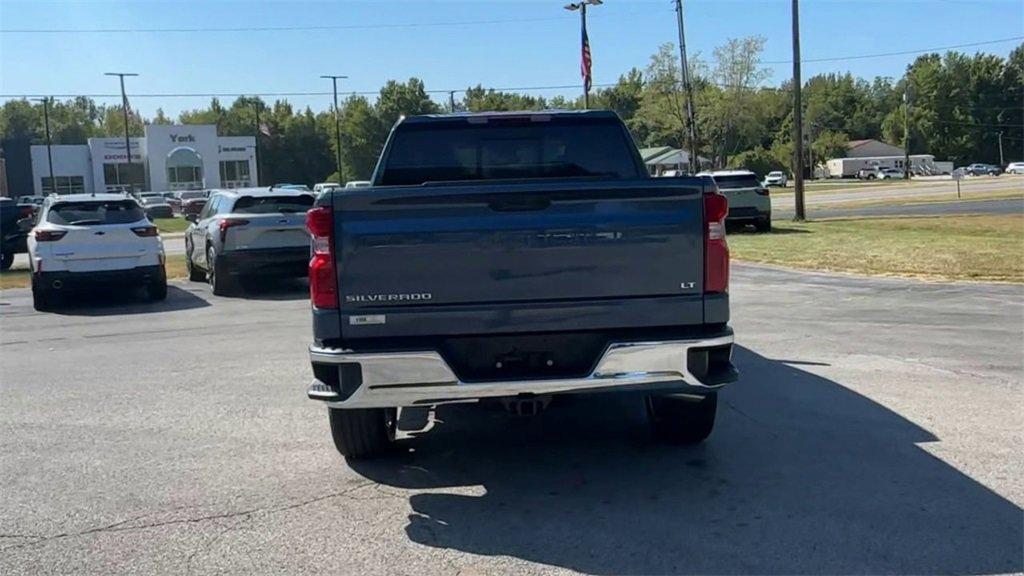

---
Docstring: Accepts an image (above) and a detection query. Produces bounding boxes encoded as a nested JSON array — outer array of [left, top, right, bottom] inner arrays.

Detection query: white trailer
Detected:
[[825, 154, 942, 178]]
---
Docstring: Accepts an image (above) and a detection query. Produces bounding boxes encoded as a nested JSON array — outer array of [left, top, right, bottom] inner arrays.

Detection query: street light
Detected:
[[320, 75, 348, 183], [104, 72, 139, 192], [31, 97, 55, 194], [564, 0, 601, 108]]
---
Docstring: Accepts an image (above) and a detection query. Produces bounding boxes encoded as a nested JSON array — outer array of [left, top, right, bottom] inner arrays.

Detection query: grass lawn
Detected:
[[154, 217, 190, 234], [729, 214, 1024, 283], [0, 255, 189, 291]]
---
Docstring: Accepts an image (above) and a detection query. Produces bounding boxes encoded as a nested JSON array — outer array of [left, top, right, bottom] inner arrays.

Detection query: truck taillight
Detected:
[[218, 218, 249, 243], [306, 206, 338, 309], [704, 192, 729, 293], [34, 230, 66, 242]]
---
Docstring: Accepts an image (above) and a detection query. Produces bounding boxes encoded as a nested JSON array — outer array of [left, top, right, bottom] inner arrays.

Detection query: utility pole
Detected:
[[32, 97, 56, 194], [791, 0, 805, 221], [903, 86, 911, 179], [564, 0, 600, 109], [449, 91, 457, 113], [674, 0, 699, 173], [320, 74, 348, 183], [998, 131, 1004, 167], [253, 99, 262, 186], [105, 72, 138, 192]]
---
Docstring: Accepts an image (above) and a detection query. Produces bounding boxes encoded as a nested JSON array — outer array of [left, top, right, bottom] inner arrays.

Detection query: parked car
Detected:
[[1005, 162, 1024, 175], [177, 190, 209, 217], [27, 194, 166, 310], [184, 187, 314, 295], [696, 169, 772, 232], [313, 182, 343, 193], [139, 193, 174, 219], [306, 110, 738, 458], [161, 192, 182, 213], [18, 195, 45, 207], [965, 163, 1001, 176], [344, 181, 372, 189], [857, 166, 884, 180], [877, 168, 905, 180], [764, 171, 788, 187], [0, 198, 35, 270], [271, 183, 312, 192]]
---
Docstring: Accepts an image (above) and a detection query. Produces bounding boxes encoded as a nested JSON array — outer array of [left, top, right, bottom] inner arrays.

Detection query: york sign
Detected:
[[170, 134, 196, 143]]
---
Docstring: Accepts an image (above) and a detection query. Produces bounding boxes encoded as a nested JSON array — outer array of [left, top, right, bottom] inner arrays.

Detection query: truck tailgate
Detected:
[[334, 178, 708, 338]]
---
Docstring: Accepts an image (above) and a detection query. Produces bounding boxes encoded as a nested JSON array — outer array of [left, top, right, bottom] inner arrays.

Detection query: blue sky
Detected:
[[1, 0, 1021, 118]]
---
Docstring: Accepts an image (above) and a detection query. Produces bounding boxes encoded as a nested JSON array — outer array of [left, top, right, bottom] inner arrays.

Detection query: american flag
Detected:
[[581, 18, 592, 92]]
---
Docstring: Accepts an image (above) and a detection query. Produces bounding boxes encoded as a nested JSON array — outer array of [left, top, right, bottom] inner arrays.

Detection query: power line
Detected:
[[763, 36, 1023, 64], [0, 12, 633, 34]]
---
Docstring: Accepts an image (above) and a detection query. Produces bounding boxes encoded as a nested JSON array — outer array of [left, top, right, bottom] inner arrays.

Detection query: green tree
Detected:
[[0, 99, 42, 141], [463, 85, 547, 112]]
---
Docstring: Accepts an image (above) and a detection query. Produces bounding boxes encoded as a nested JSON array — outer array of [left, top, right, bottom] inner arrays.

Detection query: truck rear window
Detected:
[[378, 117, 642, 186], [712, 175, 761, 190], [232, 195, 314, 214], [47, 201, 146, 225]]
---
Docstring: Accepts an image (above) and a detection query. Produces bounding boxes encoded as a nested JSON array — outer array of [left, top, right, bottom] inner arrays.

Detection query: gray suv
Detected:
[[184, 187, 314, 295]]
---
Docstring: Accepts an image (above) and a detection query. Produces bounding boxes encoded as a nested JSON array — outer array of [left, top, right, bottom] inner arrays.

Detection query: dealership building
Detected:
[[29, 124, 257, 195]]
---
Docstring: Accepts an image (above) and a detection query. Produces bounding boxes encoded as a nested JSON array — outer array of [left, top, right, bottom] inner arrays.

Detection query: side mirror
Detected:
[[17, 217, 33, 232], [185, 214, 198, 224]]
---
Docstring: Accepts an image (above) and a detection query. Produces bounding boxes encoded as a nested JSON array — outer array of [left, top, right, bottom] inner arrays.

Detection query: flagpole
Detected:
[[581, 2, 589, 109], [565, 0, 599, 110]]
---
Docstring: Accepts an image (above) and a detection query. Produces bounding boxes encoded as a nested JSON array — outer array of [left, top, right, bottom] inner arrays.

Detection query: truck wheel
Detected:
[[185, 243, 205, 282], [755, 217, 772, 233], [0, 252, 13, 271], [646, 393, 717, 444], [207, 248, 235, 296], [328, 407, 397, 459]]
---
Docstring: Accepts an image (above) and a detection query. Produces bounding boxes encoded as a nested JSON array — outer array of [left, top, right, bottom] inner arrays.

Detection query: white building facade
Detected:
[[30, 125, 257, 196]]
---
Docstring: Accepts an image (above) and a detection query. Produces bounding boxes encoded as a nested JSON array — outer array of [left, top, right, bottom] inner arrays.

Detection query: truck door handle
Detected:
[[488, 197, 551, 212]]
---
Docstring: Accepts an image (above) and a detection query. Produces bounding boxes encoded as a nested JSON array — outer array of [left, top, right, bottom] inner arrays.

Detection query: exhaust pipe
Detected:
[[51, 280, 63, 290]]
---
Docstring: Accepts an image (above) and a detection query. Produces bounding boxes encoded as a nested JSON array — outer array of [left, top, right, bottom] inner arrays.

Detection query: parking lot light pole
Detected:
[[105, 72, 139, 192], [674, 0, 699, 173], [32, 97, 56, 194], [321, 75, 348, 183]]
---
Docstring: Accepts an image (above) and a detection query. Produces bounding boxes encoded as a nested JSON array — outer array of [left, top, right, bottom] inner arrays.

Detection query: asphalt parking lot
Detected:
[[1, 265, 1021, 575]]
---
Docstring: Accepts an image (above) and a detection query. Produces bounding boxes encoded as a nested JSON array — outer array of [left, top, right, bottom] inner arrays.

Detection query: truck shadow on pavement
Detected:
[[350, 346, 1022, 575], [45, 285, 209, 316]]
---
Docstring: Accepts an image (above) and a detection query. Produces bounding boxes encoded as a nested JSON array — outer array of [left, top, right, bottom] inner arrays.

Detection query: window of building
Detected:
[[219, 160, 252, 188], [41, 176, 86, 195], [102, 163, 146, 192], [166, 147, 204, 191]]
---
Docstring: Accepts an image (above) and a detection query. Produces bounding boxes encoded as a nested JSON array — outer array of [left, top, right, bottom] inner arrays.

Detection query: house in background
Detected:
[[640, 146, 711, 176], [824, 139, 951, 177]]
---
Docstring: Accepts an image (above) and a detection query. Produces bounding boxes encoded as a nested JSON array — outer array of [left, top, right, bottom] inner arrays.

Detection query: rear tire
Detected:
[[647, 393, 717, 445], [328, 407, 397, 459], [0, 251, 13, 271], [755, 217, 772, 233], [31, 280, 54, 312], [185, 243, 205, 282], [207, 247, 235, 296], [147, 269, 168, 301]]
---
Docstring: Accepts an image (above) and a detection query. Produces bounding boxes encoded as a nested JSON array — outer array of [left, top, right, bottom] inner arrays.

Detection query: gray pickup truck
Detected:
[[306, 110, 738, 458]]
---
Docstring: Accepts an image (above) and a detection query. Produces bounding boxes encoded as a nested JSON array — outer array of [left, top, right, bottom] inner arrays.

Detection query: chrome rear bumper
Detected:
[[308, 334, 737, 409]]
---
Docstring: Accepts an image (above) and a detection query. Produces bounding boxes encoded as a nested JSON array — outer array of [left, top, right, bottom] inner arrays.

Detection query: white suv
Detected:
[[28, 194, 167, 311], [697, 170, 772, 232]]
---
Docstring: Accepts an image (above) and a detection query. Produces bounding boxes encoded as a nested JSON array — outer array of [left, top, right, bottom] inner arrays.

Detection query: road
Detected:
[[1, 267, 1022, 575], [775, 196, 1023, 219]]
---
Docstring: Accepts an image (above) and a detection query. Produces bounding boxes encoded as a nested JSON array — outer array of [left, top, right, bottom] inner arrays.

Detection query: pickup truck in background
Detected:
[[0, 198, 34, 270], [305, 110, 738, 458]]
